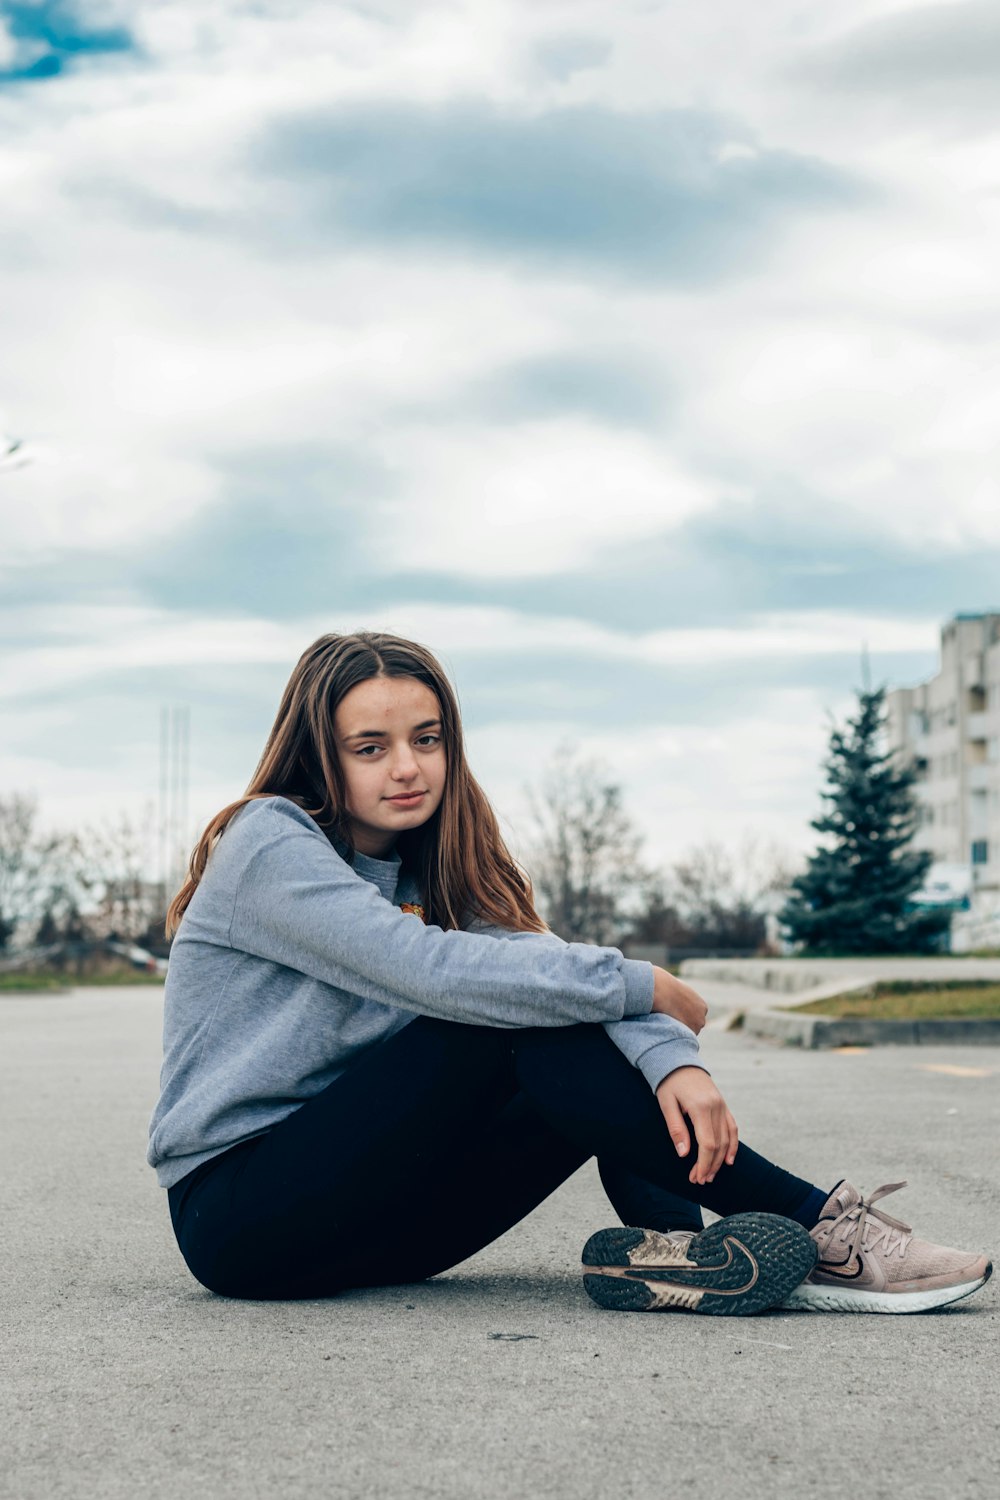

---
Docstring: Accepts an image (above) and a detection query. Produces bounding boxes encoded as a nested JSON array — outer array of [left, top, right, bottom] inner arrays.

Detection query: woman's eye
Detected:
[[354, 735, 439, 756]]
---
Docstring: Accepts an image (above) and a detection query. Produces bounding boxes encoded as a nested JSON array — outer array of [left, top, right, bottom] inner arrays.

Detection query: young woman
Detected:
[[149, 632, 992, 1315]]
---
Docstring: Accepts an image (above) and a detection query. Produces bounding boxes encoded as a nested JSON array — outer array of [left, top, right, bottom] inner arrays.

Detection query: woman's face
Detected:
[[333, 675, 447, 858]]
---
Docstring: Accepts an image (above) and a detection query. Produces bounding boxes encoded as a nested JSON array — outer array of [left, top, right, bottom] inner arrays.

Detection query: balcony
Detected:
[[964, 653, 985, 689], [967, 763, 992, 792], [966, 711, 988, 741]]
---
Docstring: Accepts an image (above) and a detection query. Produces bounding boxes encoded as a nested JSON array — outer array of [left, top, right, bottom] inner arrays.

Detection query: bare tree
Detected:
[[622, 879, 690, 949], [525, 746, 651, 945], [667, 834, 796, 951], [82, 810, 161, 942], [0, 794, 63, 951]]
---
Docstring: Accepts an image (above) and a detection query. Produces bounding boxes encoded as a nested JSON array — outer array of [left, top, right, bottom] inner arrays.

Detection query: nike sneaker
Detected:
[[581, 1212, 817, 1315], [781, 1181, 993, 1313]]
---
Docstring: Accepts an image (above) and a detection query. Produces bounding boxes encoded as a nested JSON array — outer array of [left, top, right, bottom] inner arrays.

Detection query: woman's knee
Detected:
[[512, 1022, 637, 1091], [510, 1024, 655, 1144]]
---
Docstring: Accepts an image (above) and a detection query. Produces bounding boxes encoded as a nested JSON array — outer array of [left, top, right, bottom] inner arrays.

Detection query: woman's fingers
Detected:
[[688, 1104, 718, 1184], [658, 1089, 690, 1159], [708, 1105, 727, 1181], [713, 1108, 730, 1177], [655, 1068, 741, 1185], [725, 1108, 739, 1166], [687, 1102, 732, 1184], [706, 1115, 724, 1181]]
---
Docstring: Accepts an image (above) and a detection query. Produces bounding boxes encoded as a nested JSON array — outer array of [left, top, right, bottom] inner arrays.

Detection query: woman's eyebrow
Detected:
[[344, 719, 442, 741]]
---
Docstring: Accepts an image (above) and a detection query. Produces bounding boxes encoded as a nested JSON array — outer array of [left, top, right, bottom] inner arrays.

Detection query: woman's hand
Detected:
[[655, 1066, 739, 1186], [650, 967, 708, 1034]]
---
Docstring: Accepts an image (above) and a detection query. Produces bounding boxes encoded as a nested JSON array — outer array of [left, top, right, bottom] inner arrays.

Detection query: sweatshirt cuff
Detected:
[[634, 1035, 709, 1092], [620, 958, 655, 1017]]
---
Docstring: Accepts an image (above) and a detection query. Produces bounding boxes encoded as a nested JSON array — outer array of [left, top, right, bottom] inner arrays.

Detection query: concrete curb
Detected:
[[681, 957, 1000, 991], [743, 1008, 1000, 1049]]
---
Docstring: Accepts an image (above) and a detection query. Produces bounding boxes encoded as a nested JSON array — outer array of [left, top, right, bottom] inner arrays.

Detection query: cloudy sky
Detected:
[[2, 0, 998, 883]]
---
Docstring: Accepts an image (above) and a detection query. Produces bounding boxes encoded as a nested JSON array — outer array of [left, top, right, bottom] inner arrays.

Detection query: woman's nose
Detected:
[[390, 749, 419, 779]]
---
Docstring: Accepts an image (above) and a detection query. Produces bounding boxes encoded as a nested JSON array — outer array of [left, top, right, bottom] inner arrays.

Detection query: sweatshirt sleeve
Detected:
[[466, 918, 707, 1088], [223, 807, 654, 1029]]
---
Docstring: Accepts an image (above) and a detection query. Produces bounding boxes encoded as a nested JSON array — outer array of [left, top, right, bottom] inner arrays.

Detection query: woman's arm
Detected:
[[221, 803, 654, 1029], [467, 919, 709, 1088]]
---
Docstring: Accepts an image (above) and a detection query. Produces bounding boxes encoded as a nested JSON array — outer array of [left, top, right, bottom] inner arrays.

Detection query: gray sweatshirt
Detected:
[[148, 797, 705, 1187]]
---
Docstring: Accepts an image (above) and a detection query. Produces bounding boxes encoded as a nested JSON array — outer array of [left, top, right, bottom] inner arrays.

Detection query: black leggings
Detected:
[[168, 1016, 819, 1300]]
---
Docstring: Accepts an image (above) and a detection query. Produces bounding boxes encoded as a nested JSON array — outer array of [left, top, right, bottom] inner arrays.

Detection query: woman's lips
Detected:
[[386, 791, 426, 804]]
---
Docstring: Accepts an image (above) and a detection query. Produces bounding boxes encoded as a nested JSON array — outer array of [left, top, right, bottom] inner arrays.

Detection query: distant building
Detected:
[[886, 614, 1000, 923]]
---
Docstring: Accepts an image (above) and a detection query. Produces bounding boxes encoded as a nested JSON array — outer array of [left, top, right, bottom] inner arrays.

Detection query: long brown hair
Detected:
[[166, 631, 546, 938]]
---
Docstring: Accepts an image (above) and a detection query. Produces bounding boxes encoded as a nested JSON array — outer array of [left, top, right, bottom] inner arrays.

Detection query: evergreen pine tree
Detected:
[[781, 687, 950, 955]]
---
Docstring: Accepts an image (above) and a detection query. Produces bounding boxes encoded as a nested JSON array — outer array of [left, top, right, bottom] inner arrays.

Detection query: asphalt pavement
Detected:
[[2, 986, 998, 1500]]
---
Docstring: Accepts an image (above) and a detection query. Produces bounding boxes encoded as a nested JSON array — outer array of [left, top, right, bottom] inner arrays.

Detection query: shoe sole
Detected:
[[581, 1212, 818, 1317], [781, 1261, 993, 1314]]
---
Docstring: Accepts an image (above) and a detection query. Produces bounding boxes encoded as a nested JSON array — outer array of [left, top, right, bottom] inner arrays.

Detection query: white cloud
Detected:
[[0, 609, 300, 703], [3, 1, 999, 570], [5, 685, 835, 866], [467, 688, 840, 866], [0, 0, 995, 853], [0, 592, 935, 866], [0, 601, 939, 706], [717, 142, 759, 164], [0, 19, 18, 71], [373, 420, 717, 577]]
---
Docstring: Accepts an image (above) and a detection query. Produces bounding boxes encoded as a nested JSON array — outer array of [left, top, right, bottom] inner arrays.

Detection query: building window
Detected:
[[972, 840, 989, 865]]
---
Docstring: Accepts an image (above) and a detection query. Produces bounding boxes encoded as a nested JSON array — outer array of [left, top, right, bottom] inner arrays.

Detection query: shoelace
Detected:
[[824, 1181, 914, 1264]]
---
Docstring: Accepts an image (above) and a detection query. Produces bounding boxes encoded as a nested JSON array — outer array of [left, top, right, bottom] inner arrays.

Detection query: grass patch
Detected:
[[76, 970, 166, 987], [790, 980, 1000, 1020], [0, 972, 69, 992], [0, 968, 165, 993]]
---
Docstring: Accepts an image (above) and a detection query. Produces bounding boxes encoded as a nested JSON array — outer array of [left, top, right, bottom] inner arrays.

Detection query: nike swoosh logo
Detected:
[[816, 1254, 865, 1282], [618, 1235, 761, 1297]]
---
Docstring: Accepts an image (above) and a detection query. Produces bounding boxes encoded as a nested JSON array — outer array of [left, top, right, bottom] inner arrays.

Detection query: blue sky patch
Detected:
[[0, 1, 134, 84]]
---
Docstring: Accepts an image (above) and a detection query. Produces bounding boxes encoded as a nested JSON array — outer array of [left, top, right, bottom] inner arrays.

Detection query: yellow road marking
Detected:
[[917, 1064, 994, 1078], [832, 1046, 870, 1055]]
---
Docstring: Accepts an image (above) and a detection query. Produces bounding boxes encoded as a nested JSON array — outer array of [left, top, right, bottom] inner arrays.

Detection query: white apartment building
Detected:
[[886, 612, 1000, 898]]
